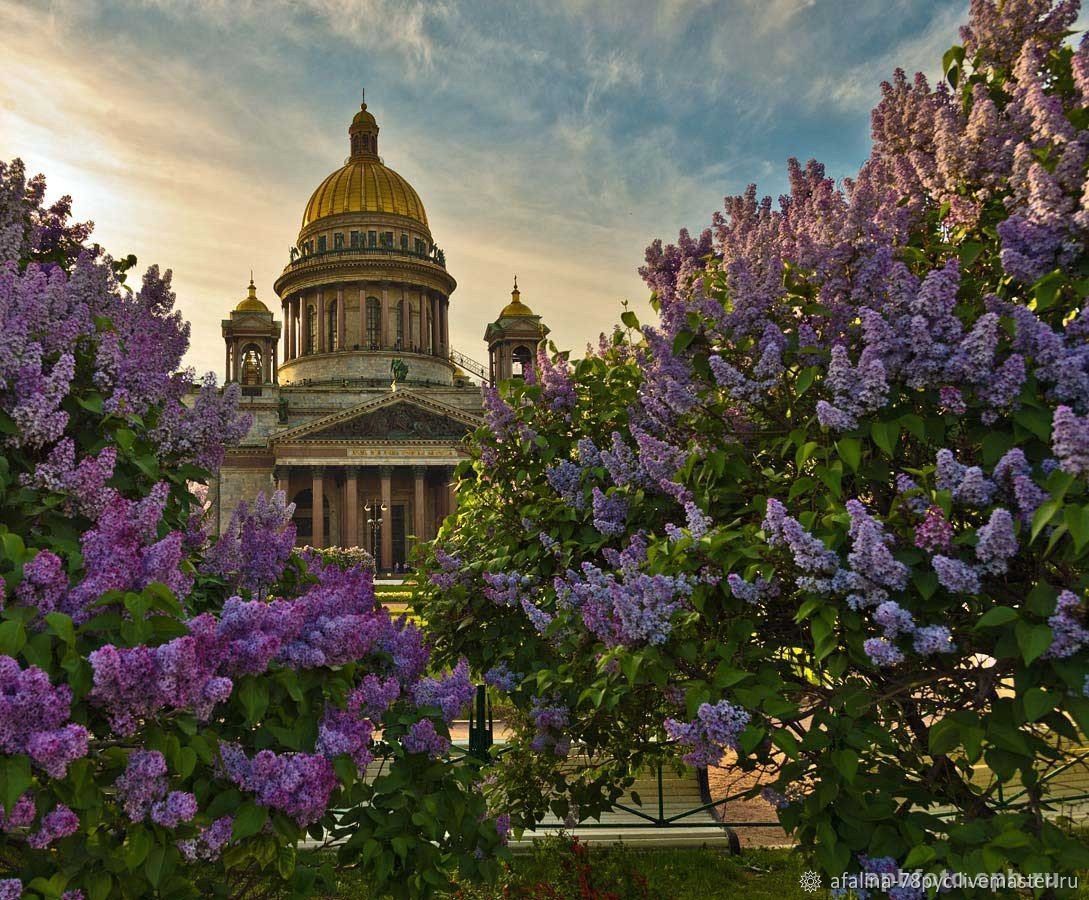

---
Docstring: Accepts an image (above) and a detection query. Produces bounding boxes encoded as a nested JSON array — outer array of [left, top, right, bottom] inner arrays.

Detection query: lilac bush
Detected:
[[0, 160, 504, 898], [419, 0, 1089, 887]]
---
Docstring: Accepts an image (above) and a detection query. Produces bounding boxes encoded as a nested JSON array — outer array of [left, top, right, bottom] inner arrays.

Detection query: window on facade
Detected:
[[334, 232, 344, 249], [368, 231, 377, 247], [414, 238, 426, 255], [395, 299, 404, 348], [350, 231, 360, 248], [317, 235, 327, 253], [327, 300, 339, 351], [306, 306, 317, 354], [366, 297, 382, 347], [400, 233, 409, 250], [382, 231, 393, 247]]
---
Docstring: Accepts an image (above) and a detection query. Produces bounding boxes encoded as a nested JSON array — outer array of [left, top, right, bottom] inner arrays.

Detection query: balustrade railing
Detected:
[[282, 244, 446, 271]]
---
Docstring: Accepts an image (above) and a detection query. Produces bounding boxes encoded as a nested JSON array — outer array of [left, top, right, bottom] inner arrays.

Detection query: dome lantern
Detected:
[[484, 277, 549, 382], [349, 91, 379, 160]]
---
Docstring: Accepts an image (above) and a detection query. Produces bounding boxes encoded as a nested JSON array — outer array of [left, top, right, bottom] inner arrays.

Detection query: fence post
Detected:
[[468, 684, 493, 761]]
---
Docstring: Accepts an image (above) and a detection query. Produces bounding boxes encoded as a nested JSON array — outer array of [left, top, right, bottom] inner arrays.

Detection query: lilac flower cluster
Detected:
[[974, 507, 1018, 574], [26, 805, 78, 849], [220, 743, 337, 826], [535, 349, 577, 411], [529, 699, 570, 757], [0, 794, 36, 832], [726, 573, 779, 605], [412, 658, 474, 722], [64, 483, 191, 621], [482, 571, 537, 607], [913, 506, 952, 553], [23, 440, 116, 518], [844, 500, 909, 609], [545, 460, 586, 509], [484, 662, 522, 692], [1045, 591, 1089, 659], [429, 547, 465, 590], [555, 560, 695, 647], [591, 487, 628, 536], [114, 750, 198, 828], [402, 719, 450, 758], [0, 655, 88, 778], [202, 490, 297, 594], [762, 499, 839, 582], [178, 816, 233, 861], [1053, 406, 1089, 476], [15, 550, 68, 619], [316, 706, 375, 770], [935, 449, 994, 507], [664, 700, 751, 767]]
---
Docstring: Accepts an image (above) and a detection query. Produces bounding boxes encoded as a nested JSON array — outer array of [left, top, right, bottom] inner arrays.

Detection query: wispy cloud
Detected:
[[1, 0, 970, 376]]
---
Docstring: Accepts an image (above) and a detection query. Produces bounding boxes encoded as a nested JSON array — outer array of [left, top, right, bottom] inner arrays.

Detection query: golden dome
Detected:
[[235, 276, 269, 312], [301, 96, 428, 230], [301, 159, 428, 229], [499, 276, 534, 318]]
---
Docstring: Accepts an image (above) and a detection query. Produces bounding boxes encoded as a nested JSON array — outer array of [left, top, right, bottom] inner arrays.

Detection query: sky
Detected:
[[0, 0, 980, 378]]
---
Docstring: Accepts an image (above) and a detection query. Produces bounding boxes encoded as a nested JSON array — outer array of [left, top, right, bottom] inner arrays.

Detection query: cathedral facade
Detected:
[[213, 98, 549, 570]]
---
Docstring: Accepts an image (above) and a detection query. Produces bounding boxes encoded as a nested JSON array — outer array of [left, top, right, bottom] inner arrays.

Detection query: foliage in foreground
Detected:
[[418, 1, 1089, 894], [0, 161, 506, 899]]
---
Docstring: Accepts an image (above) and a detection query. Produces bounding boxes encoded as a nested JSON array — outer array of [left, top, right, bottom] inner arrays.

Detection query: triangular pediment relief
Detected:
[[272, 391, 481, 443]]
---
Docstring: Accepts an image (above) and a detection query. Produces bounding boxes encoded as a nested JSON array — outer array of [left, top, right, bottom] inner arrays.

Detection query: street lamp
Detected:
[[363, 499, 387, 572]]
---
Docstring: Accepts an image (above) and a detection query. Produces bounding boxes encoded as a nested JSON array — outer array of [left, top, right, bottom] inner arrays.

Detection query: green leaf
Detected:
[[0, 755, 31, 814], [831, 749, 859, 783], [0, 620, 26, 656], [1023, 687, 1052, 722], [1015, 622, 1053, 665], [44, 612, 75, 647], [928, 717, 959, 756], [124, 828, 152, 871], [1031, 498, 1062, 543], [620, 310, 640, 330], [144, 844, 167, 888], [238, 678, 269, 725], [974, 607, 1019, 629], [232, 801, 268, 840], [870, 421, 898, 457], [836, 438, 861, 472], [1065, 505, 1089, 554], [115, 428, 136, 451]]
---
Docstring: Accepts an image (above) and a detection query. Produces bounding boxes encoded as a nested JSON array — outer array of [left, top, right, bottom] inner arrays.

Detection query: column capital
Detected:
[[378, 465, 394, 478], [345, 465, 361, 479], [412, 465, 427, 478], [312, 465, 325, 477], [273, 464, 289, 479]]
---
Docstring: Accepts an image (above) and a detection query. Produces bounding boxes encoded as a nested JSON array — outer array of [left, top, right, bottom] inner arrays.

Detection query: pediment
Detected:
[[273, 391, 481, 444]]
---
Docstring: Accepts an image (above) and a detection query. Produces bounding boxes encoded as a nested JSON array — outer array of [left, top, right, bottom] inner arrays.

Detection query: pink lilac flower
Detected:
[[0, 879, 21, 899], [664, 700, 750, 767], [914, 506, 953, 553]]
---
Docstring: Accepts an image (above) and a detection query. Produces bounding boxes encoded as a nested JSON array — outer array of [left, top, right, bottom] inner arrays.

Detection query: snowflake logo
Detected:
[[799, 870, 822, 893]]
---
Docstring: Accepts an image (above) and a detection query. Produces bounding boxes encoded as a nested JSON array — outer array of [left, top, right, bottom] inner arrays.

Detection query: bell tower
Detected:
[[483, 277, 549, 382], [222, 275, 281, 385]]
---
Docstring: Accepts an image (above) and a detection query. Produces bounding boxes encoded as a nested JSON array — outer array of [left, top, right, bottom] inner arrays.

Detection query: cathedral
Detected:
[[213, 97, 549, 571]]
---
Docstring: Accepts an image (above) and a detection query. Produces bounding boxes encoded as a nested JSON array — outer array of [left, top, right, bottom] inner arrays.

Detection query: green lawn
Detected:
[[297, 841, 809, 899]]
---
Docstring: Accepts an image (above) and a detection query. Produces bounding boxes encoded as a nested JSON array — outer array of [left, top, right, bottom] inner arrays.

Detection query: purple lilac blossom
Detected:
[[0, 655, 88, 778], [1045, 591, 1089, 659], [402, 719, 450, 758], [219, 744, 337, 826], [664, 700, 750, 767]]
